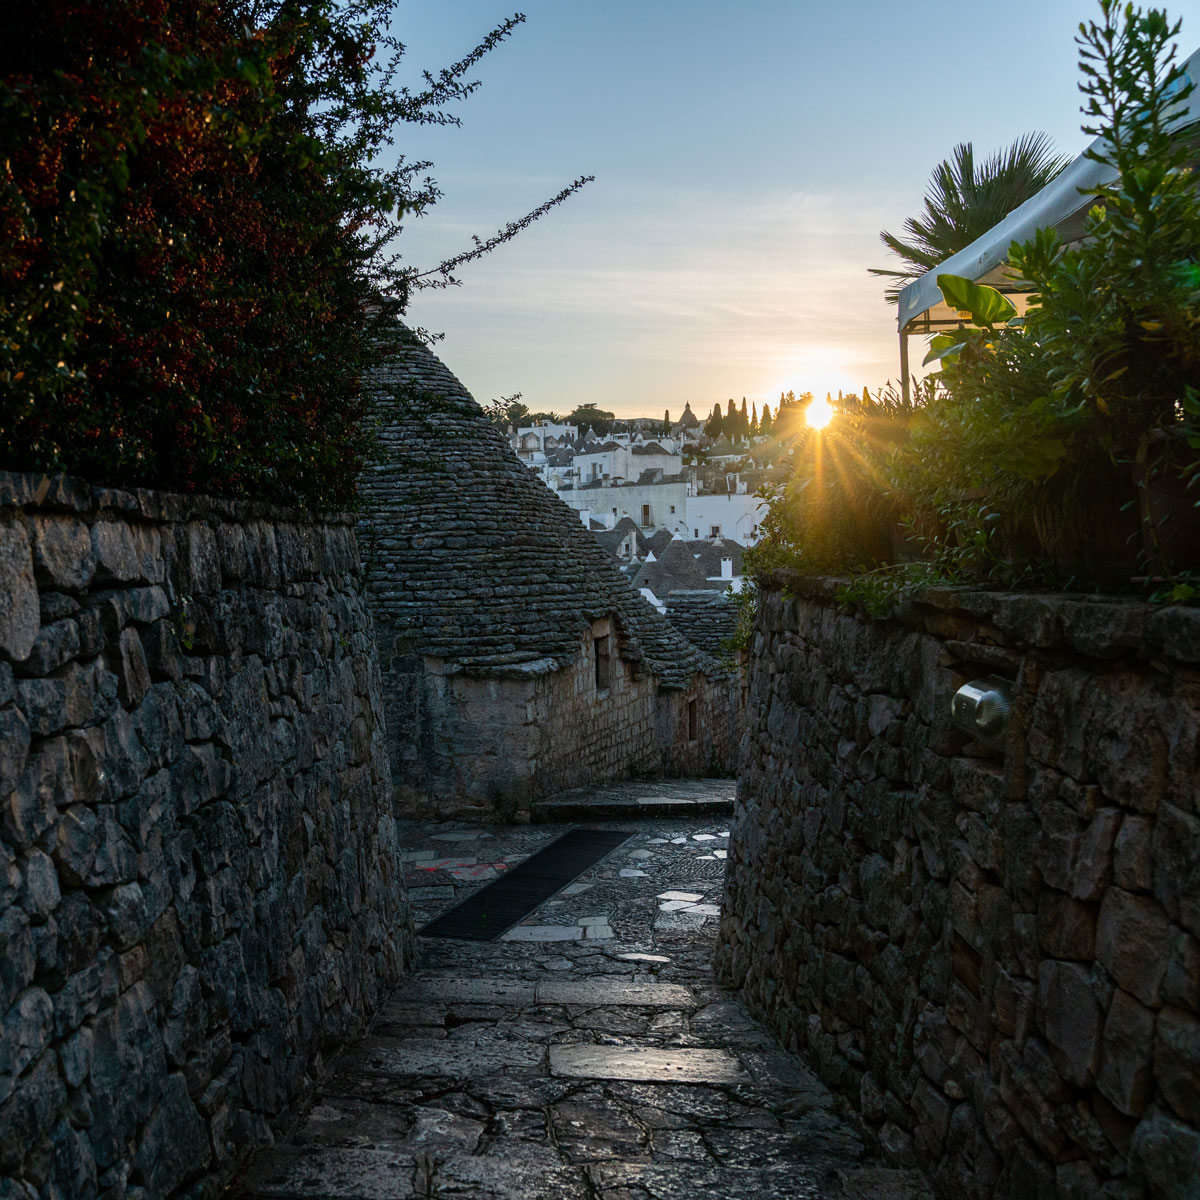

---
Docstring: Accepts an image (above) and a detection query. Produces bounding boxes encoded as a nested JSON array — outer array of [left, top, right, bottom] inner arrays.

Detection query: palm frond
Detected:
[[874, 133, 1070, 304]]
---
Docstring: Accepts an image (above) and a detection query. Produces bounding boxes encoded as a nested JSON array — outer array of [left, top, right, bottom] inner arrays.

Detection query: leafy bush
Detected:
[[742, 384, 927, 579], [903, 0, 1200, 582], [751, 0, 1199, 609], [0, 2, 586, 509]]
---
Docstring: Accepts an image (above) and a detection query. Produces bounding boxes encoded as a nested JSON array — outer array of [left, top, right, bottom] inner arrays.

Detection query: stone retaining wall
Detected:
[[0, 472, 413, 1198], [716, 572, 1200, 1200]]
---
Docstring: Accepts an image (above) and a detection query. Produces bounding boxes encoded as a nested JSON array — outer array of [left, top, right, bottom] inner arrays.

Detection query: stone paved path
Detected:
[[237, 808, 932, 1200]]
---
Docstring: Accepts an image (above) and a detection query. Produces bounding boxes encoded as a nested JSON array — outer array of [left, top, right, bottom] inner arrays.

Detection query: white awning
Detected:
[[897, 45, 1200, 337]]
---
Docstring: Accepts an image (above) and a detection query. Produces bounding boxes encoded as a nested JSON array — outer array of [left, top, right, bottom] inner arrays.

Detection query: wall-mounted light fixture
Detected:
[[950, 676, 1013, 750]]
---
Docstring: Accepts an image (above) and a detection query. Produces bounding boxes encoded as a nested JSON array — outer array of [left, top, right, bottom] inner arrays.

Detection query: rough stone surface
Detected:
[[358, 331, 740, 820], [717, 573, 1200, 1200], [0, 471, 414, 1198], [236, 811, 932, 1200]]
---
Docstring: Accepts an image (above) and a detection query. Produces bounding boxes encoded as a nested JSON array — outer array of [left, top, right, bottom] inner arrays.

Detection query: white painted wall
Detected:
[[685, 493, 765, 545]]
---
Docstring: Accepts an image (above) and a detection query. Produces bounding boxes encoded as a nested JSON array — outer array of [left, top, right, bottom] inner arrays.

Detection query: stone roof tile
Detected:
[[359, 329, 723, 689]]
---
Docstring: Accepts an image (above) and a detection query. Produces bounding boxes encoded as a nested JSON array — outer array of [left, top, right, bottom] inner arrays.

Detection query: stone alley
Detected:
[[235, 783, 932, 1200]]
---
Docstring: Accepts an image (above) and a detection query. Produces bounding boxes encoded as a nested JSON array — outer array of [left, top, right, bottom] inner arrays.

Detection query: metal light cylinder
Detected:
[[950, 676, 1013, 750]]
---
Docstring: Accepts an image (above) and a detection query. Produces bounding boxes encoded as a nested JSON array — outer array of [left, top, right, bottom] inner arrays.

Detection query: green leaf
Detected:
[[922, 330, 971, 366], [936, 273, 1018, 327]]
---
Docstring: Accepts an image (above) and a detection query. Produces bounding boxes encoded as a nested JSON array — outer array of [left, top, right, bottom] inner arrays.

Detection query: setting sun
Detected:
[[806, 393, 835, 429]]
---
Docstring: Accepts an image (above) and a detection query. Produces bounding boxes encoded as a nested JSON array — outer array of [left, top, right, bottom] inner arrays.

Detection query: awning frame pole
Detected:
[[899, 331, 911, 407]]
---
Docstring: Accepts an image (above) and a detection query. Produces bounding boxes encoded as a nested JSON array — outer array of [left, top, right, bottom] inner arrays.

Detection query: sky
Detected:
[[388, 0, 1198, 419]]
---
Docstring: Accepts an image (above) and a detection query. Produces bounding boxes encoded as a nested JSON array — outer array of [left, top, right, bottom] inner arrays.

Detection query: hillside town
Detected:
[[500, 399, 795, 615]]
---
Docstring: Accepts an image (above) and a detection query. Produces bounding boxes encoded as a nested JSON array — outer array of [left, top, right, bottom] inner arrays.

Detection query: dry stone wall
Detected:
[[531, 625, 661, 795], [0, 471, 413, 1199], [717, 571, 1200, 1200]]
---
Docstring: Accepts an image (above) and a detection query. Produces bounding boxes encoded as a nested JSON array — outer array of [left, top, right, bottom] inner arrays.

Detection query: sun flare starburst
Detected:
[[806, 394, 834, 430]]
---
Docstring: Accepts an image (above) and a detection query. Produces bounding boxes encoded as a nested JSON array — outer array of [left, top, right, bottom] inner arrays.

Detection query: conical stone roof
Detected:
[[359, 329, 722, 690]]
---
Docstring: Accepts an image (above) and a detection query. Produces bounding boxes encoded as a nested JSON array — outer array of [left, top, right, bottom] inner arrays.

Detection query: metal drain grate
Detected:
[[418, 828, 634, 942]]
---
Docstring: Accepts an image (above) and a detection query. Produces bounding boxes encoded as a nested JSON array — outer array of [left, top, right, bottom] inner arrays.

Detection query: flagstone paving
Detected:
[[236, 808, 932, 1200]]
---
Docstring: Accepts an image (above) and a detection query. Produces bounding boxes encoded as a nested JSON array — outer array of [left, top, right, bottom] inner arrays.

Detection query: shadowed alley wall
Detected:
[[0, 471, 413, 1197], [718, 572, 1200, 1200]]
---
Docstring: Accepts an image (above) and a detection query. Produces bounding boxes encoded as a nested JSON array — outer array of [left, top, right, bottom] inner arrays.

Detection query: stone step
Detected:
[[530, 777, 737, 822], [385, 974, 696, 1010], [549, 1042, 751, 1084], [239, 1146, 931, 1200]]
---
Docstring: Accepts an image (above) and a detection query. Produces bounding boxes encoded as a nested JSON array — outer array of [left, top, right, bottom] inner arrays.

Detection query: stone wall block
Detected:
[[29, 515, 95, 593], [913, 636, 956, 729], [1151, 803, 1200, 938], [0, 909, 34, 1019], [1148, 605, 1200, 664], [1032, 960, 1100, 1087], [0, 519, 40, 661], [98, 882, 149, 951], [963, 813, 1002, 875], [135, 1072, 210, 1196], [992, 969, 1036, 1043], [1060, 601, 1154, 659], [1129, 1113, 1200, 1200], [1112, 815, 1153, 892], [1096, 889, 1172, 1006], [22, 618, 81, 678], [0, 707, 30, 800], [53, 804, 137, 889], [6, 738, 71, 850], [17, 658, 111, 739], [113, 626, 151, 709], [142, 617, 183, 684], [132, 685, 184, 770], [87, 982, 166, 1171], [1071, 808, 1120, 902], [1037, 895, 1096, 961], [950, 756, 1005, 818], [1096, 988, 1154, 1116], [1153, 1006, 1200, 1123], [18, 849, 60, 921], [178, 520, 221, 596], [0, 1049, 67, 1176], [1164, 932, 1200, 1012], [0, 988, 54, 1106], [1002, 802, 1044, 907], [277, 522, 316, 581], [50, 893, 104, 992], [994, 1039, 1071, 1156], [244, 521, 282, 589], [990, 594, 1063, 648], [91, 518, 142, 583], [98, 709, 152, 801], [217, 522, 249, 581]]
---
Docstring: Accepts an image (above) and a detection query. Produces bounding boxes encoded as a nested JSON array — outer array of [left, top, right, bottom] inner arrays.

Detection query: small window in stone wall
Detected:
[[687, 698, 698, 741], [594, 635, 611, 691]]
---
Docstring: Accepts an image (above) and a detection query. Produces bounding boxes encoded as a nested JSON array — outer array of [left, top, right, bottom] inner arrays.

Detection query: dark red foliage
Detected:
[[0, 0, 381, 508]]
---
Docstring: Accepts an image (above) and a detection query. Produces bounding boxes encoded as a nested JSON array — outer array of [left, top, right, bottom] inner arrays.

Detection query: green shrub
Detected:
[[743, 384, 926, 580], [0, 3, 583, 509], [753, 0, 1200, 608], [904, 0, 1200, 583]]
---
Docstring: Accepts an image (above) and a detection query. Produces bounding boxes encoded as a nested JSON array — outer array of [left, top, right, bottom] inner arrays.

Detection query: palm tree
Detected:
[[871, 132, 1069, 303]]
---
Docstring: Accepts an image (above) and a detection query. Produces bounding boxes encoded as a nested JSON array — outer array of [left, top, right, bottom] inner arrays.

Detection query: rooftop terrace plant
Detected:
[[749, 0, 1199, 613], [899, 0, 1200, 585]]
